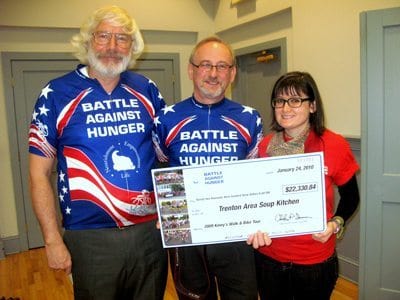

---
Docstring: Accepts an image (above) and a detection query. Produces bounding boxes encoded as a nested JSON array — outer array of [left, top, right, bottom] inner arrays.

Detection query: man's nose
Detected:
[[108, 35, 118, 48], [209, 65, 218, 76]]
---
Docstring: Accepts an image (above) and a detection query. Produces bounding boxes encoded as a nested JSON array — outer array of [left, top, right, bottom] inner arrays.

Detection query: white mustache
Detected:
[[205, 78, 219, 83], [97, 51, 123, 59]]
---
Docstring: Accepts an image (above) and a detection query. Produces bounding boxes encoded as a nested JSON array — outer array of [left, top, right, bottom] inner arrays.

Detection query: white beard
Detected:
[[87, 47, 131, 78], [198, 80, 225, 100]]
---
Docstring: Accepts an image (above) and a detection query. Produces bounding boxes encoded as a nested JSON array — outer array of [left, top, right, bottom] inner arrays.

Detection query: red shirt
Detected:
[[257, 129, 359, 264]]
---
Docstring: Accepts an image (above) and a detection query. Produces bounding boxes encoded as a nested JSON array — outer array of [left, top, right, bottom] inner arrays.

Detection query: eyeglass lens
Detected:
[[93, 32, 132, 47]]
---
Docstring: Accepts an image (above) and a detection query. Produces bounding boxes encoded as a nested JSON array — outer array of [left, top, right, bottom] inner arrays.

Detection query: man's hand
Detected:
[[45, 241, 72, 274], [246, 230, 272, 249]]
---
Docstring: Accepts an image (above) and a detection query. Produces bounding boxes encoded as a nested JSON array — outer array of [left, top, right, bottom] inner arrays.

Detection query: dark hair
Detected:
[[270, 71, 325, 135]]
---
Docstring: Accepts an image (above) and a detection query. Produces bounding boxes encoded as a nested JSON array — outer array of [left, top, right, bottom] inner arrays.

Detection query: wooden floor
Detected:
[[0, 247, 358, 299]]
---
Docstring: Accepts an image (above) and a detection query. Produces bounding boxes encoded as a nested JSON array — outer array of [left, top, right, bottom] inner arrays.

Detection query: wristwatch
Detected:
[[330, 216, 345, 239]]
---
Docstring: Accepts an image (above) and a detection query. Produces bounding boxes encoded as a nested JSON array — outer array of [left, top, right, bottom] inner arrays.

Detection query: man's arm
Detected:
[[29, 153, 71, 274]]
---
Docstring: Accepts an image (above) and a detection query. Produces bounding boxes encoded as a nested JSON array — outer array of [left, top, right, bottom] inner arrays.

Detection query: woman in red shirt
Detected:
[[247, 71, 360, 300]]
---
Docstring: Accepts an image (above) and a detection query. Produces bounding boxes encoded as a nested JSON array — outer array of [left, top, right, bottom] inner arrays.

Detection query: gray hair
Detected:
[[71, 5, 144, 68]]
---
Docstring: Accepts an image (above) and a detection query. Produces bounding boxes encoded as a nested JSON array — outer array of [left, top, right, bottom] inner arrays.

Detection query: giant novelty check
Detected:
[[151, 152, 326, 248]]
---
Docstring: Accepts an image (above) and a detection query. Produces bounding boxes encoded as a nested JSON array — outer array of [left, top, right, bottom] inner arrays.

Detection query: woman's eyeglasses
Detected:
[[271, 97, 311, 108]]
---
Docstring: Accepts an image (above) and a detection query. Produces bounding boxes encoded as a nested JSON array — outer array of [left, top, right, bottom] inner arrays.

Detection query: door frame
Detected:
[[232, 37, 287, 132], [233, 37, 287, 94], [234, 37, 287, 68], [1, 51, 180, 252]]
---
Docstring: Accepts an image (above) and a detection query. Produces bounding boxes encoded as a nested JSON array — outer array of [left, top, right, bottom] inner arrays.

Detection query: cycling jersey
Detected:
[[29, 65, 165, 229], [153, 96, 263, 167]]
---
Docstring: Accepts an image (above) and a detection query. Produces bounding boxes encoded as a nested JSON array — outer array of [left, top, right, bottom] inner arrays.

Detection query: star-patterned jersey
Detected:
[[28, 65, 166, 229], [153, 96, 263, 167]]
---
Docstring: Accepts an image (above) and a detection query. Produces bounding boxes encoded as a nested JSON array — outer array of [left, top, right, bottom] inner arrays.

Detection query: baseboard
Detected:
[[338, 254, 359, 284], [2, 236, 21, 256], [346, 137, 361, 152], [0, 239, 5, 259]]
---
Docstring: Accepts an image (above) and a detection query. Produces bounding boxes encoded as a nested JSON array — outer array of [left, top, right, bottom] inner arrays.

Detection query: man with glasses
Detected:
[[153, 36, 262, 299], [28, 5, 167, 299]]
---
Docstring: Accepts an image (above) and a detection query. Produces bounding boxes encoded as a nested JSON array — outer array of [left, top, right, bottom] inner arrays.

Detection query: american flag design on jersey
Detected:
[[64, 146, 156, 227], [28, 65, 165, 229], [165, 115, 197, 147], [153, 97, 263, 167]]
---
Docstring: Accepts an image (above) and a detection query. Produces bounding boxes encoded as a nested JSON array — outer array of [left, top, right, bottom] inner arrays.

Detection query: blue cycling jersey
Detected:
[[153, 96, 263, 167], [29, 65, 165, 229]]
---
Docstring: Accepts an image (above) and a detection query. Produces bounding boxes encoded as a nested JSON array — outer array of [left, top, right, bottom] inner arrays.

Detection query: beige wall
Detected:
[[214, 0, 400, 136], [0, 0, 399, 241], [0, 0, 216, 30]]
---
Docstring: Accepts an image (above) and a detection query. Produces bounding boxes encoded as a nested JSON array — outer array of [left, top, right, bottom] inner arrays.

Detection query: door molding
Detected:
[[232, 38, 287, 131], [234, 37, 287, 69]]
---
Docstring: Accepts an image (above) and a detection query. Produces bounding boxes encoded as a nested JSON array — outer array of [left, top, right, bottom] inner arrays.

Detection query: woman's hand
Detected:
[[247, 230, 272, 249], [312, 221, 336, 243]]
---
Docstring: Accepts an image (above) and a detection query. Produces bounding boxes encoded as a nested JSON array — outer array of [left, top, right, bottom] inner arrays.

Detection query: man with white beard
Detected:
[[28, 6, 167, 299]]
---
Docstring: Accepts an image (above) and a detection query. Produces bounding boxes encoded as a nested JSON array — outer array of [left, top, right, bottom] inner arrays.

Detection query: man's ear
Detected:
[[229, 65, 237, 84], [188, 63, 194, 80]]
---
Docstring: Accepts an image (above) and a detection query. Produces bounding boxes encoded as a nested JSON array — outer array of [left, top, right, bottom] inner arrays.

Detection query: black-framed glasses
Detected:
[[92, 32, 132, 48], [271, 97, 311, 108], [190, 61, 234, 73]]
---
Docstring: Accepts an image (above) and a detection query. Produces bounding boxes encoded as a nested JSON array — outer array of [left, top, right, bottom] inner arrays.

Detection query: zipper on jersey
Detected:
[[207, 105, 212, 160]]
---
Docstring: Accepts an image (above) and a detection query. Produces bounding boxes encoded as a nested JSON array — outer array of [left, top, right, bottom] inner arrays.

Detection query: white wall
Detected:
[[0, 0, 399, 242]]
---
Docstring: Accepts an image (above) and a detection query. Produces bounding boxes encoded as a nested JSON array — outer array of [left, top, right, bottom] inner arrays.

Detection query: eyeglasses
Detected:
[[190, 61, 234, 73], [92, 32, 132, 48], [271, 97, 311, 108]]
